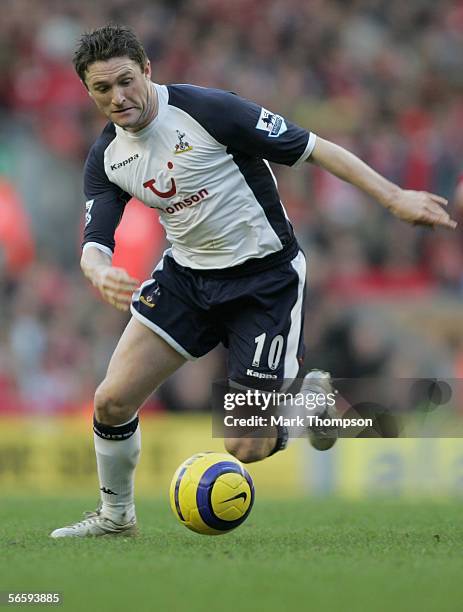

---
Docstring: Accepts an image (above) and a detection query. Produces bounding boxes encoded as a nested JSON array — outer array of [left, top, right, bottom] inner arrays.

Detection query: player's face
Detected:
[[85, 57, 156, 132]]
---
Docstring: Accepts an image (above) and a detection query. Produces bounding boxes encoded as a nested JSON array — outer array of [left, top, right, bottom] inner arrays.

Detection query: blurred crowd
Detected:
[[1, 0, 463, 414]]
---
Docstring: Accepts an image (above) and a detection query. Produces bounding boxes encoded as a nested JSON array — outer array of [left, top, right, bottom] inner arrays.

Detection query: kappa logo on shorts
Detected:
[[255, 108, 287, 138], [246, 369, 278, 380]]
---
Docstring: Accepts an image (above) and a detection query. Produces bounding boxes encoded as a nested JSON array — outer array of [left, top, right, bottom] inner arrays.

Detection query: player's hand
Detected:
[[387, 189, 457, 229], [92, 266, 140, 311]]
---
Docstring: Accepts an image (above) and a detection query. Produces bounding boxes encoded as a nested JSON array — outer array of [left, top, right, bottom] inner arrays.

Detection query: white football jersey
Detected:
[[83, 83, 316, 272]]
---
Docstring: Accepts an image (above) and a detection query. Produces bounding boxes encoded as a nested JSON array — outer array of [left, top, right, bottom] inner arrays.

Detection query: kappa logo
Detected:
[[174, 130, 193, 154], [246, 369, 277, 380], [255, 108, 287, 138], [100, 487, 118, 495], [111, 153, 140, 171]]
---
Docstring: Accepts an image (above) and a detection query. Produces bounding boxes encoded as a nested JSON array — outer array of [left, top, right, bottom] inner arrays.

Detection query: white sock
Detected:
[[93, 415, 141, 522]]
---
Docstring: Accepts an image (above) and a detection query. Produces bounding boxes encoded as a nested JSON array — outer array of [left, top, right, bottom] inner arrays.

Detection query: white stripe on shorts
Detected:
[[283, 250, 306, 381]]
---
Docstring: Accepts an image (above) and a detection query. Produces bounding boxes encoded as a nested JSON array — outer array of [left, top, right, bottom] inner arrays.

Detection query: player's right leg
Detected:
[[219, 250, 339, 457], [223, 250, 307, 463], [50, 316, 185, 538]]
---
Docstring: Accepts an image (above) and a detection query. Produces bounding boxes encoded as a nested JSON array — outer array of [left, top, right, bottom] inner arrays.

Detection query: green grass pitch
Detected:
[[1, 496, 463, 612]]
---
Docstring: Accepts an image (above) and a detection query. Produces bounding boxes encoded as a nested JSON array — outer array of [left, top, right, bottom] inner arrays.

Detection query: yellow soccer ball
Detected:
[[169, 452, 255, 535]]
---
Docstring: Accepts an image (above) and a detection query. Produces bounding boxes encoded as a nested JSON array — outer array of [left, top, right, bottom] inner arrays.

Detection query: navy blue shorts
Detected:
[[131, 250, 306, 386]]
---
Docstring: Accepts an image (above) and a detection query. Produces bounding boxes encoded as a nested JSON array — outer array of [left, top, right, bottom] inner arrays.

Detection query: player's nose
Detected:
[[112, 87, 126, 106]]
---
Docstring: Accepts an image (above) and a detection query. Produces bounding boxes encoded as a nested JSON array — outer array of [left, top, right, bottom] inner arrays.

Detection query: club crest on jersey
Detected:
[[256, 108, 287, 138], [174, 130, 193, 154]]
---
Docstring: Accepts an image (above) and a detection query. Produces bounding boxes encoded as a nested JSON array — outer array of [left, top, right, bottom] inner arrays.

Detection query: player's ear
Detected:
[[144, 60, 151, 80]]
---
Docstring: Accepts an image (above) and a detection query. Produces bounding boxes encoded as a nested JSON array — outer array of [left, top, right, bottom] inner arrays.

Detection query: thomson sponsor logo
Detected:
[[154, 188, 209, 215], [246, 369, 278, 380], [111, 153, 140, 171]]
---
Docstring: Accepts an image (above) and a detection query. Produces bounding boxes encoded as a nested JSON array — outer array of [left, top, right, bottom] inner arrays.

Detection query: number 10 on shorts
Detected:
[[252, 333, 284, 371]]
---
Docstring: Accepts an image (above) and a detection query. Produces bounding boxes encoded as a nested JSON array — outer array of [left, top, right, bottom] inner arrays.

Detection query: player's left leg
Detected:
[[50, 317, 186, 538], [51, 256, 227, 538]]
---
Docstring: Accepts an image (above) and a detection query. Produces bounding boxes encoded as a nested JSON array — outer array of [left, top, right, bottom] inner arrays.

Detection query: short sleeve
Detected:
[[167, 85, 316, 167]]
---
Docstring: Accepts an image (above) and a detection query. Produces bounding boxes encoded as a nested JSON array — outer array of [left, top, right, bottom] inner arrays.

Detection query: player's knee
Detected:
[[225, 438, 268, 464], [94, 382, 134, 425]]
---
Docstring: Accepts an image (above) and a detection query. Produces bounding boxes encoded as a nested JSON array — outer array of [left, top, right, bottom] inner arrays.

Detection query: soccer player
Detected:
[[50, 25, 456, 537]]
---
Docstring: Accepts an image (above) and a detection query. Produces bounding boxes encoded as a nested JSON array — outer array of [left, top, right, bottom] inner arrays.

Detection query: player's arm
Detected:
[[197, 90, 454, 228], [82, 136, 139, 311], [309, 137, 456, 230]]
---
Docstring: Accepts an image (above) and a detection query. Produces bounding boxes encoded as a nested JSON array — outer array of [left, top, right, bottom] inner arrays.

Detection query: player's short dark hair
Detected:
[[73, 24, 148, 85]]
